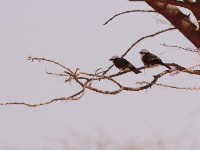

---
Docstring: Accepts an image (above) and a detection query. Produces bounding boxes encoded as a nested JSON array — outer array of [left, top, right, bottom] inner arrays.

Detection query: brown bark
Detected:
[[129, 0, 200, 49], [147, 2, 200, 48], [145, 0, 200, 22]]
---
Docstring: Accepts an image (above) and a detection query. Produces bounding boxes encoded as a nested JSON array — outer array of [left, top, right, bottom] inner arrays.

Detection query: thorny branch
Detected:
[[0, 56, 200, 107], [137, 82, 200, 91], [161, 43, 199, 53]]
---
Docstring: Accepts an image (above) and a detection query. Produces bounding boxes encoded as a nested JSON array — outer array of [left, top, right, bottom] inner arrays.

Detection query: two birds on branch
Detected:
[[109, 49, 171, 74]]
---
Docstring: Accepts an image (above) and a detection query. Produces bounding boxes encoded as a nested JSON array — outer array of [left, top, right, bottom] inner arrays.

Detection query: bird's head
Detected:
[[139, 49, 149, 54], [139, 49, 149, 57], [109, 56, 119, 62]]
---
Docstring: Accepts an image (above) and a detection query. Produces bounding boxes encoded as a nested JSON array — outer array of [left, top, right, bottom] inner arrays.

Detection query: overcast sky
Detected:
[[0, 0, 200, 149]]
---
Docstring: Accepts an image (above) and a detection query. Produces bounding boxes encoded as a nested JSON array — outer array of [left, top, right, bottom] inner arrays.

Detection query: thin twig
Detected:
[[161, 43, 199, 53], [137, 82, 200, 90], [103, 10, 156, 25]]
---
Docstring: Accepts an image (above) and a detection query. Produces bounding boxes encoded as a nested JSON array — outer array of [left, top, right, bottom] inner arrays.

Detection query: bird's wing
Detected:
[[149, 53, 163, 64], [127, 62, 134, 68], [114, 58, 129, 69]]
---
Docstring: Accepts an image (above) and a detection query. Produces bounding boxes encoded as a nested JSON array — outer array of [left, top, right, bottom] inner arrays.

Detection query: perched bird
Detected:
[[139, 49, 171, 69], [109, 56, 141, 74]]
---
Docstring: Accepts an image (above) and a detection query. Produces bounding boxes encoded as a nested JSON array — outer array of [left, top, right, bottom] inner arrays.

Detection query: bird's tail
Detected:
[[131, 68, 141, 74], [162, 63, 171, 69]]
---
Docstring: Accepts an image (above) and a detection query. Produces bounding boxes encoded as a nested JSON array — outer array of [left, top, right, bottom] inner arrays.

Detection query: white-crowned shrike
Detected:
[[109, 56, 141, 74], [139, 49, 171, 69]]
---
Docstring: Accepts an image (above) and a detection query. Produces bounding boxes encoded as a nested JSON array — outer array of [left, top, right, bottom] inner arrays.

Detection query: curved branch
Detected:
[[0, 88, 85, 107], [121, 28, 176, 57], [27, 56, 73, 74], [103, 10, 156, 25]]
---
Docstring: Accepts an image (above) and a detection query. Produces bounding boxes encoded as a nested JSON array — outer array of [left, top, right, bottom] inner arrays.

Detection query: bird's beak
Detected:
[[139, 52, 143, 54], [109, 59, 112, 61]]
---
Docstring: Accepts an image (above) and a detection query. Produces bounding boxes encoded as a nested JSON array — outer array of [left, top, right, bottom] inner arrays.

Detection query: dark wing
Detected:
[[150, 53, 171, 69], [148, 53, 163, 65], [127, 63, 141, 74], [115, 58, 141, 74], [144, 53, 171, 69], [114, 58, 129, 69]]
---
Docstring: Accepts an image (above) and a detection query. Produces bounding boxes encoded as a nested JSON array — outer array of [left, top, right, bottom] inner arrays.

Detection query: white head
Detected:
[[109, 56, 119, 62], [139, 49, 149, 57]]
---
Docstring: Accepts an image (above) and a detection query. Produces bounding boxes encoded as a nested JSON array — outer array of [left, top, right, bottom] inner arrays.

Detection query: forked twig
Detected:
[[0, 57, 200, 107], [103, 10, 156, 25]]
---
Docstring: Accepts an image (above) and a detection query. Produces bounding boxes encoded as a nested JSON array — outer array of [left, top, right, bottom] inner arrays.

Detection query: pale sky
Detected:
[[0, 0, 200, 149]]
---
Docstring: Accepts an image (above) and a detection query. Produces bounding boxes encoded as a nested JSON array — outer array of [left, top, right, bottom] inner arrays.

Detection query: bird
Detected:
[[109, 56, 141, 74], [139, 49, 171, 69]]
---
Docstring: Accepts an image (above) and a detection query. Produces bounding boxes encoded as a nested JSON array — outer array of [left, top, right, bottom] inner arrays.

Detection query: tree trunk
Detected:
[[130, 1, 200, 49], [146, 1, 200, 49]]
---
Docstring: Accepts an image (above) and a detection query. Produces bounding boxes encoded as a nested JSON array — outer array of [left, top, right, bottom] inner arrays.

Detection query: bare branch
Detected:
[[0, 89, 85, 107], [166, 63, 200, 75], [103, 10, 156, 25], [161, 43, 199, 53], [137, 82, 200, 91], [27, 56, 73, 74], [121, 28, 176, 57], [46, 71, 67, 77], [1, 55, 200, 107]]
